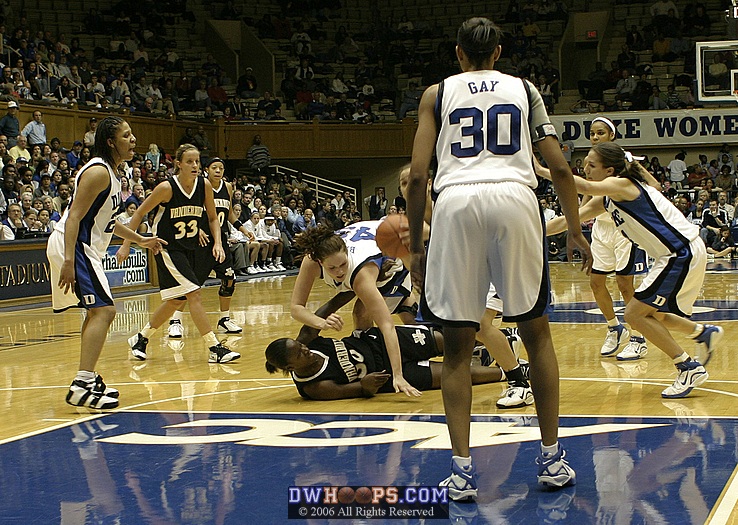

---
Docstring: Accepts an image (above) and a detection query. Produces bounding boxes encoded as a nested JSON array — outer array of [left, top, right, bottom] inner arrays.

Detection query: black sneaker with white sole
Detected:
[[208, 343, 241, 363], [168, 319, 184, 338], [94, 373, 119, 398], [217, 317, 243, 334], [66, 379, 119, 410], [128, 333, 149, 360]]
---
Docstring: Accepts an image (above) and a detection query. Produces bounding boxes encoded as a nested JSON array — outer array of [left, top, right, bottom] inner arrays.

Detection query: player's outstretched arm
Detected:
[[116, 181, 173, 263], [290, 256, 345, 331], [537, 135, 593, 273], [112, 221, 166, 252], [296, 291, 356, 345], [575, 176, 640, 202], [353, 265, 421, 397], [546, 197, 607, 236]]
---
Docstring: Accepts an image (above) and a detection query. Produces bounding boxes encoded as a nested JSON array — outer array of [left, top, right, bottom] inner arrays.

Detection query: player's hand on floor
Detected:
[[360, 371, 391, 396], [393, 375, 422, 397]]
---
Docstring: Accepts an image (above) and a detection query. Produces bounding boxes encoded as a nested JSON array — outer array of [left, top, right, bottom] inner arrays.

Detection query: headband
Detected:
[[591, 117, 617, 135], [624, 151, 645, 163]]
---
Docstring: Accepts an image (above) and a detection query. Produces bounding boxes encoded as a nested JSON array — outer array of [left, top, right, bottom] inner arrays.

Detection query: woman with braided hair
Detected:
[[47, 116, 165, 409]]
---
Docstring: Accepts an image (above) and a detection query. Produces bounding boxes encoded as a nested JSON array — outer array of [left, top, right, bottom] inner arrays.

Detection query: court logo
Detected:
[[99, 418, 667, 448]]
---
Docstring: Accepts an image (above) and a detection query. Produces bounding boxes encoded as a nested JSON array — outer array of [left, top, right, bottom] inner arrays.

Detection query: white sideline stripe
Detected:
[[0, 378, 292, 391], [0, 384, 292, 445], [705, 464, 738, 525]]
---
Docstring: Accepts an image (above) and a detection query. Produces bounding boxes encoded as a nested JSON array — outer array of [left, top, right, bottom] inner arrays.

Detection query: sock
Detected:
[[505, 365, 528, 386], [141, 324, 156, 339], [275, 256, 282, 264], [220, 311, 229, 321], [203, 331, 219, 347], [606, 318, 620, 328], [172, 310, 184, 321], [452, 456, 472, 469], [75, 370, 95, 382], [541, 442, 559, 456], [672, 352, 690, 365], [690, 324, 704, 339], [630, 328, 643, 338]]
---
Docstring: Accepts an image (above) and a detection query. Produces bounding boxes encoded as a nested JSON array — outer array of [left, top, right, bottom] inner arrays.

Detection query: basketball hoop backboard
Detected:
[[696, 41, 738, 103], [731, 69, 738, 103]]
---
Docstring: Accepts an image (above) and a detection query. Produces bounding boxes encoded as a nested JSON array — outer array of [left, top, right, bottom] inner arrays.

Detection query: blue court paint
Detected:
[[0, 413, 734, 524], [549, 300, 738, 323], [706, 259, 738, 273]]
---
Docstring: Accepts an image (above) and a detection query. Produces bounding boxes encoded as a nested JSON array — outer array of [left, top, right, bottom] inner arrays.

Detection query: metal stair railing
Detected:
[[272, 164, 357, 207]]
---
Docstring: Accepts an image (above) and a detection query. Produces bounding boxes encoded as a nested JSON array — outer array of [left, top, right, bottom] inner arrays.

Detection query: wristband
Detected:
[[233, 220, 242, 229]]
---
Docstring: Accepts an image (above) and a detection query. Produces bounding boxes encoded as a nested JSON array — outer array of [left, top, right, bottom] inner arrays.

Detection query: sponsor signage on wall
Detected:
[[102, 245, 149, 287], [0, 243, 150, 301]]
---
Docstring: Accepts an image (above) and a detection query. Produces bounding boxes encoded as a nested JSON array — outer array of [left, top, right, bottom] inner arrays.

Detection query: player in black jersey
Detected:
[[166, 157, 256, 337], [119, 144, 240, 364], [265, 294, 509, 400]]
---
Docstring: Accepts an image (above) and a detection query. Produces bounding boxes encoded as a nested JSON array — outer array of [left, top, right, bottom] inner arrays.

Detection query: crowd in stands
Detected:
[[0, 113, 373, 276], [575, 0, 722, 112], [0, 0, 726, 127], [222, 0, 566, 120], [0, 1, 220, 120]]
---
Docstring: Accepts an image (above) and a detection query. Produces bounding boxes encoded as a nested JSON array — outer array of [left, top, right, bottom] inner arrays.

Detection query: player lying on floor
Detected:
[[265, 293, 521, 400]]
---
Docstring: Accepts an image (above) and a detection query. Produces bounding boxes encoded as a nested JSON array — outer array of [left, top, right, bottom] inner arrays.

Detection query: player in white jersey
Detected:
[[537, 117, 653, 360], [397, 165, 532, 409], [406, 17, 591, 499], [547, 141, 723, 398], [47, 116, 165, 409], [585, 118, 650, 359], [291, 222, 420, 396]]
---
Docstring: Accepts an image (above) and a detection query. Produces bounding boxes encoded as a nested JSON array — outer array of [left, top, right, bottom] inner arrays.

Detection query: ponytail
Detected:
[[591, 142, 648, 183]]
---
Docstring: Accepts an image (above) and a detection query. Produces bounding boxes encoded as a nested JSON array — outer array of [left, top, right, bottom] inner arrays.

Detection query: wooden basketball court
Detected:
[[1, 262, 737, 524]]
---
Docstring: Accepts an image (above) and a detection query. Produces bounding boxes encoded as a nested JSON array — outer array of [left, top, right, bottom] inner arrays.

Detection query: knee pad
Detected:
[[396, 302, 419, 317], [219, 279, 235, 297]]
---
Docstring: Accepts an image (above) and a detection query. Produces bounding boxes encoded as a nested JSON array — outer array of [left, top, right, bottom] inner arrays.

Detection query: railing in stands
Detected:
[[272, 164, 357, 207]]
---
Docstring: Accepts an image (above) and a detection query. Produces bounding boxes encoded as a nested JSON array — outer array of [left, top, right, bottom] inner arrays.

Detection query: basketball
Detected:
[[376, 214, 409, 259], [337, 486, 355, 504], [354, 486, 373, 504]]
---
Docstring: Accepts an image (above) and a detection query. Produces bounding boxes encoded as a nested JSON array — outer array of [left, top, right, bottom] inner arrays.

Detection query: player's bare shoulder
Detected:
[[420, 84, 439, 104]]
